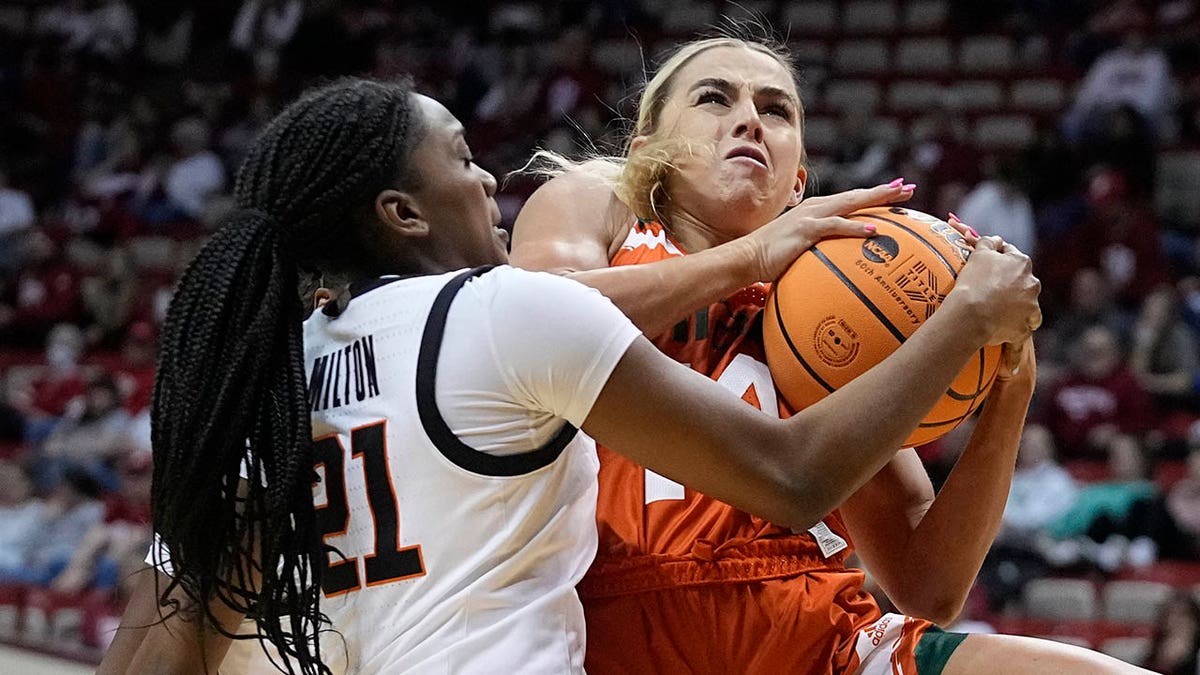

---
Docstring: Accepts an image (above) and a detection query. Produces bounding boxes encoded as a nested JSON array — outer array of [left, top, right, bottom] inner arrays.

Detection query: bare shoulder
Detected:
[[512, 162, 634, 269]]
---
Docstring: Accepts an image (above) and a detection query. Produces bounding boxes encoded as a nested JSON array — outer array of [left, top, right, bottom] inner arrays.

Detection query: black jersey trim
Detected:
[[416, 266, 578, 476], [322, 275, 424, 317]]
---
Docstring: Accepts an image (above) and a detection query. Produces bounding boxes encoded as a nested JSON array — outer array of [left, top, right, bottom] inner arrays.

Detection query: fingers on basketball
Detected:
[[815, 216, 873, 238]]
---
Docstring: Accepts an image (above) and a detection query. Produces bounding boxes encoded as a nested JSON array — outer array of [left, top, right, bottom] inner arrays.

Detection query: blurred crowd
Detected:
[[0, 0, 1199, 669]]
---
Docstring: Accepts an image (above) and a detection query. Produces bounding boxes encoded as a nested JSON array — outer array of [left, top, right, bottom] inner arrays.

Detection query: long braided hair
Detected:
[[150, 77, 422, 674]]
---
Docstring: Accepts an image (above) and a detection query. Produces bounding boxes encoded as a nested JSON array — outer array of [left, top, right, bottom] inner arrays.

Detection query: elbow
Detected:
[[768, 472, 831, 532], [892, 588, 968, 627]]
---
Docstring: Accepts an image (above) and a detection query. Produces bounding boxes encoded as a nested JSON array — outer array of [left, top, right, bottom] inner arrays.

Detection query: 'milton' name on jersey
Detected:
[[308, 335, 381, 412]]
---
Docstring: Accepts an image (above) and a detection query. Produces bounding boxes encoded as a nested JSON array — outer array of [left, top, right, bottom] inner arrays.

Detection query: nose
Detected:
[[732, 100, 764, 144], [479, 165, 498, 198]]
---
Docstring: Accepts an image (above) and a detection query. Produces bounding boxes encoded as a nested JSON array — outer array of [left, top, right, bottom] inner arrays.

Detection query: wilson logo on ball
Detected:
[[862, 236, 899, 264]]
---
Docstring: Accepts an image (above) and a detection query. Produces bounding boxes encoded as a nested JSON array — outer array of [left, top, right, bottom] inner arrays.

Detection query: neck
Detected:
[[330, 245, 471, 288], [662, 206, 740, 253]]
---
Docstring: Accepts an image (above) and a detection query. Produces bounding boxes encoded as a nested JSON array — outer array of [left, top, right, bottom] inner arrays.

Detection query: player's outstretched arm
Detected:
[[842, 341, 1036, 624], [582, 241, 1034, 528], [511, 167, 902, 336], [97, 565, 242, 675]]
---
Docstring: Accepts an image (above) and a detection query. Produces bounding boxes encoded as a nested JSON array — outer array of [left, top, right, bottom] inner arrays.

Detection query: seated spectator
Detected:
[[1130, 284, 1200, 448], [1063, 3, 1176, 142], [85, 0, 138, 65], [0, 232, 83, 348], [0, 374, 26, 447], [40, 374, 131, 491], [955, 156, 1036, 259], [1081, 104, 1158, 200], [1040, 324, 1154, 460], [80, 246, 137, 350], [0, 462, 44, 571], [140, 5, 193, 71], [1001, 424, 1080, 540], [904, 110, 981, 215], [1044, 434, 1167, 571], [1165, 440, 1200, 558], [113, 320, 156, 416], [230, 0, 303, 57], [978, 424, 1077, 611], [1144, 592, 1200, 675], [0, 467, 103, 586], [1040, 168, 1171, 311], [0, 166, 36, 270], [33, 0, 94, 54], [823, 107, 897, 194], [135, 117, 226, 227], [49, 454, 150, 595], [537, 26, 605, 127], [9, 324, 88, 445], [1040, 267, 1134, 366]]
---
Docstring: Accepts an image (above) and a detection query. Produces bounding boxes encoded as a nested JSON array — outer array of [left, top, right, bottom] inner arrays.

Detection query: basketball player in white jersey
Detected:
[[97, 78, 1038, 674]]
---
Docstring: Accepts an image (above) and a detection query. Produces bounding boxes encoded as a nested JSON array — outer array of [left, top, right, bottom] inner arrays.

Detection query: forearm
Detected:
[[565, 240, 759, 336], [99, 566, 234, 675], [890, 377, 1034, 619], [786, 299, 993, 513]]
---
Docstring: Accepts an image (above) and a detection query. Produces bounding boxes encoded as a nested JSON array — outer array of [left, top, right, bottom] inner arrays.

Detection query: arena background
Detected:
[[0, 0, 1198, 671]]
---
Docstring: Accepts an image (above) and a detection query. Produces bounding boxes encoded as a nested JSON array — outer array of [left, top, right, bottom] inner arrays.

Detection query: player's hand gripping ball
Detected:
[[763, 206, 1002, 447]]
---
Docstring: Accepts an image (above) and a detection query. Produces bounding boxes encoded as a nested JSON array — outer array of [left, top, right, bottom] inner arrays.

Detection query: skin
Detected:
[[100, 91, 1042, 674], [511, 45, 1144, 674]]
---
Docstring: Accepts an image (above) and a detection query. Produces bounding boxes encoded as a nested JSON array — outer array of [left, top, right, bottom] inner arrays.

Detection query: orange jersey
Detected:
[[580, 220, 860, 600]]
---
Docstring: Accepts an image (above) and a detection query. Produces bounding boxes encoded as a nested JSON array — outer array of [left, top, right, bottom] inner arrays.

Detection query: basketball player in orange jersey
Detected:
[[511, 36, 1147, 674]]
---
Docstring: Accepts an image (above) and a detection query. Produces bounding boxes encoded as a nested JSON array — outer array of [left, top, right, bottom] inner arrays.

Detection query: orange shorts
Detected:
[[583, 575, 967, 675]]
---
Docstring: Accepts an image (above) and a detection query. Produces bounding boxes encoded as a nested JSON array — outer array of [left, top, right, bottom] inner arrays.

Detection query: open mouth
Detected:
[[725, 146, 768, 169]]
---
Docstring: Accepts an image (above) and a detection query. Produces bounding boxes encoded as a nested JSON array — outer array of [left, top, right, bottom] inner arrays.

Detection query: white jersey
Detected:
[[151, 266, 640, 674]]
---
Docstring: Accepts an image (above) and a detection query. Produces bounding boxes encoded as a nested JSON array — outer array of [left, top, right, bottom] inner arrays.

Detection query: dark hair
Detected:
[[150, 77, 422, 675]]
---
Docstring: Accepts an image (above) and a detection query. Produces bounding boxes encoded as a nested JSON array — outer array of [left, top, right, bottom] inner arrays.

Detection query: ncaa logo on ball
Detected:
[[862, 235, 899, 264]]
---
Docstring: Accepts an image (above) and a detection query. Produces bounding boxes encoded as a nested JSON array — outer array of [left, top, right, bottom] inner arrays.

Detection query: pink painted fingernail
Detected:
[[968, 227, 980, 238], [864, 223, 877, 233], [948, 211, 962, 222], [888, 177, 904, 188], [901, 183, 916, 192]]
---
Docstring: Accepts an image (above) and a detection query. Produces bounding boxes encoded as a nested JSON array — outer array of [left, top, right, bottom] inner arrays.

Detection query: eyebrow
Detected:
[[689, 78, 798, 107]]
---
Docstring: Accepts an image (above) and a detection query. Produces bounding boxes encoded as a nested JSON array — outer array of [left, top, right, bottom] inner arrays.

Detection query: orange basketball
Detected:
[[763, 206, 1002, 447]]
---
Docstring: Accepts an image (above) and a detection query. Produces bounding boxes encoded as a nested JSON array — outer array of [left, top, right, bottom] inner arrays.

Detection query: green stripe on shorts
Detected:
[[913, 626, 968, 675]]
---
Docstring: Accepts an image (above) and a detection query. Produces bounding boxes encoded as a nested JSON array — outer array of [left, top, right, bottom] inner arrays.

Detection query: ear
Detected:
[[375, 189, 430, 238], [313, 287, 335, 310], [629, 135, 650, 153], [787, 165, 809, 207]]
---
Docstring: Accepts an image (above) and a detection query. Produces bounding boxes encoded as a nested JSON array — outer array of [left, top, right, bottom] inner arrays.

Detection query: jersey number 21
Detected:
[[313, 421, 426, 597]]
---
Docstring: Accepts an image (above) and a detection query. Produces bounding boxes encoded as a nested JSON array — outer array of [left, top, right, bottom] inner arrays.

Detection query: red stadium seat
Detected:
[[824, 80, 883, 111], [1023, 578, 1098, 621], [1154, 460, 1188, 491], [1010, 78, 1067, 112], [895, 37, 953, 74], [947, 80, 1006, 111], [958, 36, 1015, 74], [902, 0, 949, 31], [1103, 581, 1173, 624], [1114, 560, 1200, 587], [1064, 459, 1112, 483], [842, 1, 898, 35], [1099, 636, 1149, 667], [781, 1, 838, 37], [833, 39, 891, 75]]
